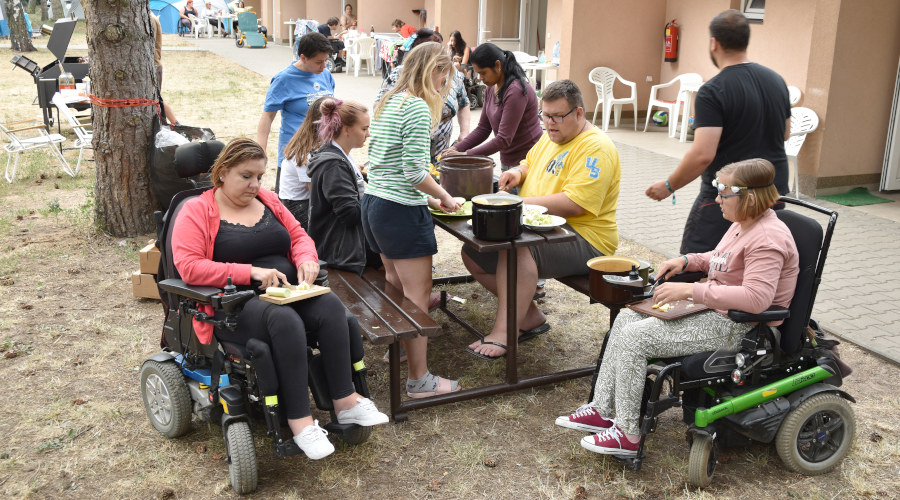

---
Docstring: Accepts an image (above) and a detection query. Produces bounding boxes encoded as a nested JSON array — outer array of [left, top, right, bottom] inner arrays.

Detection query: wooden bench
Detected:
[[327, 267, 442, 421]]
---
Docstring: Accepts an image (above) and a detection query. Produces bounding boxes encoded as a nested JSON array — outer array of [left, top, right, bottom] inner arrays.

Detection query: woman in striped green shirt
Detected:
[[362, 42, 462, 397]]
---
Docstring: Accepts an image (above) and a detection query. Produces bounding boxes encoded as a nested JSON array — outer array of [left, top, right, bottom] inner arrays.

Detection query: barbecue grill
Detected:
[[10, 18, 89, 129]]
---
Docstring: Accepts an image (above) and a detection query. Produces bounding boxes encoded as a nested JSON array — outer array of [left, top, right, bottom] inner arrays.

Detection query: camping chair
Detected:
[[51, 93, 93, 175], [1, 119, 72, 183], [643, 73, 703, 137], [347, 36, 375, 77], [785, 107, 819, 198], [589, 67, 639, 132], [235, 12, 266, 48]]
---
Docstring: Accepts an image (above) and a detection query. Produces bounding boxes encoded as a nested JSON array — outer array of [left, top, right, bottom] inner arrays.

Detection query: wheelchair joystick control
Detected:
[[224, 277, 236, 295]]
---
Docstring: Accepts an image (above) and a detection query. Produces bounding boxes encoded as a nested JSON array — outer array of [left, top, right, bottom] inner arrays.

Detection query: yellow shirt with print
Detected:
[[518, 127, 620, 256]]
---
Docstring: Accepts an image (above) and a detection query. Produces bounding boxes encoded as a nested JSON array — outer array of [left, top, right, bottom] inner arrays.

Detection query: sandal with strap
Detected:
[[406, 371, 460, 399]]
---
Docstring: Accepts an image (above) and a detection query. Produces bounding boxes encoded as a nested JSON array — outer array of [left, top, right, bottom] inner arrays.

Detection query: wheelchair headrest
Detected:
[[174, 140, 225, 179]]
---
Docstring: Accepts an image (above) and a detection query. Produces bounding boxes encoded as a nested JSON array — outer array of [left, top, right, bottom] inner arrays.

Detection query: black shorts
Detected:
[[361, 195, 437, 260]]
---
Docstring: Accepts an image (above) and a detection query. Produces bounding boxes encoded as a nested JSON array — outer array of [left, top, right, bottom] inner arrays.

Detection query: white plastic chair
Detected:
[[347, 36, 375, 77], [588, 67, 639, 131], [190, 15, 212, 38], [52, 93, 93, 174], [643, 73, 702, 137], [1, 119, 72, 182], [784, 106, 819, 198], [787, 85, 802, 106], [511, 51, 537, 64]]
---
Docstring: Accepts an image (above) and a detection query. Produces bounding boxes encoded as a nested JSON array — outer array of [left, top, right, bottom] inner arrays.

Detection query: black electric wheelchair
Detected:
[[589, 197, 855, 487], [138, 142, 373, 495]]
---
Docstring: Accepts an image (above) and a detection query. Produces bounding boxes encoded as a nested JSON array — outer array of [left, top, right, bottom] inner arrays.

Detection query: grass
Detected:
[[1, 37, 900, 499]]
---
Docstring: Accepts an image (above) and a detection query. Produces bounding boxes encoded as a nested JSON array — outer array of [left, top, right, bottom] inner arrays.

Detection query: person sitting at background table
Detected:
[[306, 98, 381, 275], [375, 29, 470, 164], [199, 1, 220, 35], [441, 43, 542, 186], [556, 158, 797, 457], [463, 80, 621, 360], [318, 17, 348, 64], [280, 96, 329, 231], [340, 4, 357, 32], [179, 0, 198, 31], [391, 18, 416, 38], [171, 137, 389, 460], [448, 30, 470, 68]]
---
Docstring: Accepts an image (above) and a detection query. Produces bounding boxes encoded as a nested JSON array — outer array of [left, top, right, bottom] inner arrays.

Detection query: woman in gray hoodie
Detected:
[[306, 98, 380, 274]]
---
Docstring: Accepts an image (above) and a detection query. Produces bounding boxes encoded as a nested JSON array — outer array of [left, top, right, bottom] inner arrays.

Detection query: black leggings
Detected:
[[216, 293, 355, 419]]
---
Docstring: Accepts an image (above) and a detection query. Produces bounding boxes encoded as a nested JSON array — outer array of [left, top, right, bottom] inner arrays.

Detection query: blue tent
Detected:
[[150, 0, 181, 34]]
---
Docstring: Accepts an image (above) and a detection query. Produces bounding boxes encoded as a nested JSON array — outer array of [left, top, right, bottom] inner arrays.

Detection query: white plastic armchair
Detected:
[[643, 73, 702, 137], [347, 36, 375, 77], [1, 119, 71, 182], [787, 85, 802, 106], [52, 93, 93, 174], [190, 15, 212, 38], [784, 107, 819, 198], [589, 67, 638, 131]]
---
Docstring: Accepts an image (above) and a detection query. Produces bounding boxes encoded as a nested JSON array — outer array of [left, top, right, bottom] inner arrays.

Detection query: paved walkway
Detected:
[[188, 37, 900, 365]]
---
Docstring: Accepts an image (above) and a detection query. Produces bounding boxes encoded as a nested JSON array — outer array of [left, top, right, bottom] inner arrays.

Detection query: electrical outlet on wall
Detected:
[[646, 75, 653, 82]]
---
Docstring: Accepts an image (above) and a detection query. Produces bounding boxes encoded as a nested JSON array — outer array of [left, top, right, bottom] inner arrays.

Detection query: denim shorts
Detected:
[[361, 195, 437, 260]]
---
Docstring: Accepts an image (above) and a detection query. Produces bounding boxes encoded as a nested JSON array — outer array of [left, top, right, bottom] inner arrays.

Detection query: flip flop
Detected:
[[466, 340, 508, 360], [519, 322, 551, 342], [428, 292, 441, 312], [406, 375, 460, 399]]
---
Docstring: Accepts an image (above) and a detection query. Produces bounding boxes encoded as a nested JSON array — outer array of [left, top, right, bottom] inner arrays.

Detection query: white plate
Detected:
[[522, 204, 548, 215], [523, 214, 566, 232]]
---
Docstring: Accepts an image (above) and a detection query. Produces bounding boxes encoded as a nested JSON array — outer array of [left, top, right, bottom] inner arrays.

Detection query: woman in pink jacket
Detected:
[[554, 158, 798, 457], [172, 138, 387, 460]]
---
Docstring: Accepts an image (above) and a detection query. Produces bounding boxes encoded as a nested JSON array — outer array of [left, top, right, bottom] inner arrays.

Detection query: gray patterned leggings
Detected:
[[592, 308, 752, 435]]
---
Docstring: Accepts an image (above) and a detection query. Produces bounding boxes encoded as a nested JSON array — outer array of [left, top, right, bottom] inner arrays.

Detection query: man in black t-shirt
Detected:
[[646, 9, 791, 254]]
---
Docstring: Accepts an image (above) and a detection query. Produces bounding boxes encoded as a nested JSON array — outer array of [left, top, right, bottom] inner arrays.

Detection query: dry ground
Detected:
[[0, 37, 899, 499]]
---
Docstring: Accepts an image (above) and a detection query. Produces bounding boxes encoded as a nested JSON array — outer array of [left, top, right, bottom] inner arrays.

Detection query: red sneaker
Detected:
[[580, 426, 639, 457], [555, 404, 615, 433]]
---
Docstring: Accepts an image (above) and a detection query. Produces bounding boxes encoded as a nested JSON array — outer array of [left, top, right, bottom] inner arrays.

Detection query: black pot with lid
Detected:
[[471, 192, 523, 241]]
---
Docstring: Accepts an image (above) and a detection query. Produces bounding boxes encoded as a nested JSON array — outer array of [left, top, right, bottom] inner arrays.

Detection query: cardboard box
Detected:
[[139, 241, 161, 275], [132, 271, 160, 300]]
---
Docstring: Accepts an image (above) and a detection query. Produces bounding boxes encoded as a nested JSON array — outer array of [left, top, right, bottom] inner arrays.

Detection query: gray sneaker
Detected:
[[337, 397, 389, 426], [293, 420, 335, 460]]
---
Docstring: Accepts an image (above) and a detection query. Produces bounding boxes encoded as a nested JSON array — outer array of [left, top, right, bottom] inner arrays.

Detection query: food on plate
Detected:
[[523, 213, 554, 226], [522, 205, 547, 217]]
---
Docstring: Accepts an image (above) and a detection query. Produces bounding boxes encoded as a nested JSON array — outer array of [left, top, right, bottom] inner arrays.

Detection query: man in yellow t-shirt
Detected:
[[463, 80, 621, 360]]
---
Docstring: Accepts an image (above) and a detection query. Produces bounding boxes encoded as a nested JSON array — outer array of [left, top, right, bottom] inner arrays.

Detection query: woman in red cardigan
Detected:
[[172, 138, 387, 460]]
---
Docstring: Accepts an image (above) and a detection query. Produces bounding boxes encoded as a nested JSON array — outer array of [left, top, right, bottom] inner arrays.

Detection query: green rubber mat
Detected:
[[818, 187, 894, 207]]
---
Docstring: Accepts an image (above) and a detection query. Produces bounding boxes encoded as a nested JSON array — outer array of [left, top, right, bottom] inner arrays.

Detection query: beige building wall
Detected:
[[433, 0, 479, 47], [357, 0, 425, 33]]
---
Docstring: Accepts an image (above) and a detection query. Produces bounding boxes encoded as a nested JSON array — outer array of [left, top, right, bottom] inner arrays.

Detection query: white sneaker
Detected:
[[337, 397, 389, 426], [293, 420, 335, 460]]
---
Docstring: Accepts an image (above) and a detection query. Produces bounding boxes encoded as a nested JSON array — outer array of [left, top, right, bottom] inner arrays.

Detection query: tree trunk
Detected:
[[41, 0, 49, 22], [26, 0, 36, 15], [49, 0, 64, 20], [4, 0, 36, 52], [86, 0, 159, 236]]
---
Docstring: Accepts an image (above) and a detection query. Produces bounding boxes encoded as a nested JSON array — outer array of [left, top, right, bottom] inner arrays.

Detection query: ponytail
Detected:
[[317, 98, 344, 144]]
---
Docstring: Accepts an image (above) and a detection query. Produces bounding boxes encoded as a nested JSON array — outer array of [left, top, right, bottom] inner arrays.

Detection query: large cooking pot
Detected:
[[439, 155, 494, 200], [587, 256, 641, 305], [471, 192, 523, 241]]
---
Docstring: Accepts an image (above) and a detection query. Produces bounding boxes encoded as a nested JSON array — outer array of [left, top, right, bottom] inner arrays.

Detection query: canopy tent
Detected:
[[150, 0, 182, 34]]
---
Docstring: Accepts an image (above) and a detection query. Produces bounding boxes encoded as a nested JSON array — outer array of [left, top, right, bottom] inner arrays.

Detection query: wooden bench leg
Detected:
[[388, 341, 407, 422]]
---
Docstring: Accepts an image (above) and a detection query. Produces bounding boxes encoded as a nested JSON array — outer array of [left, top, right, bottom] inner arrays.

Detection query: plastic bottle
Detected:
[[370, 25, 375, 36], [58, 69, 75, 90], [552, 41, 560, 66]]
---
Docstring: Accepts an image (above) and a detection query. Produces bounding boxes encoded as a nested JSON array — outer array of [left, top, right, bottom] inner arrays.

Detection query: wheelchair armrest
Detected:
[[727, 305, 790, 323], [158, 278, 222, 302]]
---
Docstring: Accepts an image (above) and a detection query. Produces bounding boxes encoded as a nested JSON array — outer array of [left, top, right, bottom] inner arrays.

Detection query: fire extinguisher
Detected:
[[665, 19, 679, 62]]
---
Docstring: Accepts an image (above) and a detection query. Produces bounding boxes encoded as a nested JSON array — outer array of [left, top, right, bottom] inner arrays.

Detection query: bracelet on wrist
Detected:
[[512, 166, 524, 178], [681, 255, 689, 270], [665, 179, 676, 205]]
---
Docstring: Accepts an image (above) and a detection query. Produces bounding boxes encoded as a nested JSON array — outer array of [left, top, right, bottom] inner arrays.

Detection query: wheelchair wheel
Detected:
[[688, 434, 717, 488], [235, 36, 244, 48], [225, 421, 258, 494], [140, 360, 192, 438], [339, 424, 373, 446], [468, 92, 479, 109], [325, 58, 335, 73], [775, 393, 855, 475]]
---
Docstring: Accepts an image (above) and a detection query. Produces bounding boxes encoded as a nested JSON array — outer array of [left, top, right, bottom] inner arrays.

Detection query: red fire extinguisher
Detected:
[[665, 19, 679, 62]]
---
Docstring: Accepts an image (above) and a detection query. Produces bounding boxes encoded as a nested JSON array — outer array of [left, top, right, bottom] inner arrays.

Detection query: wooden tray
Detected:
[[627, 297, 709, 320], [259, 285, 331, 305]]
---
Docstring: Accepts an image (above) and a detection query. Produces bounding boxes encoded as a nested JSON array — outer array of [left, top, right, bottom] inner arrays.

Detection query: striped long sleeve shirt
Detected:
[[366, 93, 432, 205]]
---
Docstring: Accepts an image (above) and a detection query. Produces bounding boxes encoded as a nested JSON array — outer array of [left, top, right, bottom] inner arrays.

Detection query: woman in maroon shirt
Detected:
[[441, 43, 542, 176]]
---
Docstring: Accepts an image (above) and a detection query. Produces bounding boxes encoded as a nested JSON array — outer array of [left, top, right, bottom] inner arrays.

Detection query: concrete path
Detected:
[[188, 36, 900, 365]]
